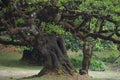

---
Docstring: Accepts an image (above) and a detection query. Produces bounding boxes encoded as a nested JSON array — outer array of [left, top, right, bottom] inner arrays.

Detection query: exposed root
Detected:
[[16, 75, 38, 80], [16, 73, 90, 80]]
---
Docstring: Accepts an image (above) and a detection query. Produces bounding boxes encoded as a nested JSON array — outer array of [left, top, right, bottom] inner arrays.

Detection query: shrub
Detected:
[[69, 55, 82, 68], [65, 35, 83, 52], [102, 54, 118, 63], [69, 55, 106, 71], [90, 58, 106, 71]]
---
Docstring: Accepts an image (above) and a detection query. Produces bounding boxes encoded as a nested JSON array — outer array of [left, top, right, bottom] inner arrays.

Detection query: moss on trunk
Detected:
[[79, 41, 96, 75], [38, 35, 76, 76]]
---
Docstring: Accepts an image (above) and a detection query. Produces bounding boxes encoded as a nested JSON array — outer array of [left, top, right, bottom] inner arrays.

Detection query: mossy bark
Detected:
[[21, 34, 75, 76], [21, 34, 76, 75], [79, 41, 94, 75], [38, 35, 76, 76]]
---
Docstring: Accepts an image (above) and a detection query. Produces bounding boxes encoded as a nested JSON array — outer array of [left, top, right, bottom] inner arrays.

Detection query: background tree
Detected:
[[59, 0, 120, 75]]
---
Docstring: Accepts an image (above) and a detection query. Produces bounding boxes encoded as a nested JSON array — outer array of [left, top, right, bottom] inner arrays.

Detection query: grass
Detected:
[[69, 50, 120, 70], [93, 50, 120, 70], [90, 78, 104, 80], [93, 50, 119, 61], [0, 49, 119, 69], [0, 51, 42, 70], [0, 50, 120, 80]]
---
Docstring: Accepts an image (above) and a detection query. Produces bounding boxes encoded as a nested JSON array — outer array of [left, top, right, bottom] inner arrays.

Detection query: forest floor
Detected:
[[0, 44, 120, 80]]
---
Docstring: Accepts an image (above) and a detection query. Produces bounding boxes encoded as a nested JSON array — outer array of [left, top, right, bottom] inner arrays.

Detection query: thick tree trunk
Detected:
[[20, 34, 76, 76], [79, 41, 95, 75], [34, 35, 76, 76]]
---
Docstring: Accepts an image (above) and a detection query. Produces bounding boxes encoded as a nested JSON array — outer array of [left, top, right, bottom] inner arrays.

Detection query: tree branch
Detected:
[[87, 33, 120, 43], [0, 38, 28, 46]]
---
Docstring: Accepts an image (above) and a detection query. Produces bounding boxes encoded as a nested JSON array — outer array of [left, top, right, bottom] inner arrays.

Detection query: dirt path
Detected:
[[0, 69, 40, 80], [89, 71, 120, 80], [0, 68, 120, 80]]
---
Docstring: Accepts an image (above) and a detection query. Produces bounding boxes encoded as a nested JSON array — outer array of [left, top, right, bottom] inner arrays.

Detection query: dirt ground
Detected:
[[0, 68, 120, 80]]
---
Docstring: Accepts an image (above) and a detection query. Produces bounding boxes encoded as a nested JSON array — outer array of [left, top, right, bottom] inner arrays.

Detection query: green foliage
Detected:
[[93, 50, 119, 63], [41, 22, 66, 35], [69, 55, 106, 70], [69, 55, 82, 68], [65, 35, 83, 52], [94, 40, 104, 51], [26, 0, 39, 2], [16, 18, 24, 25], [65, 35, 117, 52], [102, 54, 118, 63], [3, 37, 12, 41], [1, 0, 120, 50], [19, 46, 32, 51], [90, 58, 106, 71], [1, 0, 120, 74], [94, 39, 117, 51]]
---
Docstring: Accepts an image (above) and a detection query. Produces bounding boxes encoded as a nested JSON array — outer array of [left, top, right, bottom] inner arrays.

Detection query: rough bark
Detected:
[[79, 41, 96, 75], [29, 35, 76, 76]]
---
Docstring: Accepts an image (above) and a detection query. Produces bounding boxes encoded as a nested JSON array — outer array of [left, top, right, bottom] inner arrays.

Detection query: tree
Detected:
[[60, 0, 120, 75], [79, 38, 97, 75], [0, 0, 76, 77], [1, 0, 120, 78]]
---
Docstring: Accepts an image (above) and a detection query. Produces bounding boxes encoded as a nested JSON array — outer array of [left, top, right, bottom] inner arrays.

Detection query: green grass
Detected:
[[93, 50, 119, 61], [0, 50, 119, 69], [89, 78, 114, 80], [90, 78, 105, 80], [0, 50, 120, 80], [0, 51, 41, 70]]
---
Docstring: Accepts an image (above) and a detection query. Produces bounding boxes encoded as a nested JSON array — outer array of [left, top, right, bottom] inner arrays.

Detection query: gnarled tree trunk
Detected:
[[79, 41, 96, 75], [34, 35, 76, 76]]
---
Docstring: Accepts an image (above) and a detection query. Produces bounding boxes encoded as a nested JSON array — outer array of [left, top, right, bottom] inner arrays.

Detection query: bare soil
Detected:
[[0, 68, 120, 80]]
